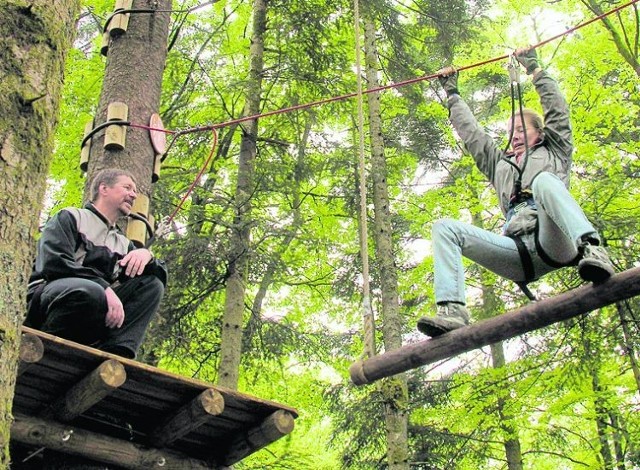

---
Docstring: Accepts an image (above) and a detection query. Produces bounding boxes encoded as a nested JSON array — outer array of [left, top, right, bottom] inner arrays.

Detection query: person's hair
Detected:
[[89, 168, 136, 202], [513, 108, 544, 133]]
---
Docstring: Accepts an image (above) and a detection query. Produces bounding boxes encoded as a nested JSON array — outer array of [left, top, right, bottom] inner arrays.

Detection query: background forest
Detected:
[[39, 0, 639, 468]]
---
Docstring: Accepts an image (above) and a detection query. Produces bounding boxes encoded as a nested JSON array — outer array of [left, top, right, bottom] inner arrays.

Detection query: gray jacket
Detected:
[[447, 70, 573, 218]]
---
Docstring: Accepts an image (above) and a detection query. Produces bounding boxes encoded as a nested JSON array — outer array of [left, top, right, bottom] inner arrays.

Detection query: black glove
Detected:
[[515, 48, 540, 75], [437, 68, 459, 96]]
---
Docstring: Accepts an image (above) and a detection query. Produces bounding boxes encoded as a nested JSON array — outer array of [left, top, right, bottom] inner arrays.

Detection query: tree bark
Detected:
[[53, 1, 171, 467], [86, 0, 172, 201], [218, 0, 266, 389], [0, 1, 81, 466], [362, 15, 409, 470]]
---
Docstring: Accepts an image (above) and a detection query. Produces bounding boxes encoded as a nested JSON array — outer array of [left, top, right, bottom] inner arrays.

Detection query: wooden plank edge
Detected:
[[11, 414, 216, 470], [150, 388, 225, 447], [222, 410, 295, 466]]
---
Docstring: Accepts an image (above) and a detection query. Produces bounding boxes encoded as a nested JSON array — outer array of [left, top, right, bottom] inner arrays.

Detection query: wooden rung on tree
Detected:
[[223, 410, 295, 466], [350, 267, 640, 386], [40, 359, 126, 422], [150, 388, 225, 447]]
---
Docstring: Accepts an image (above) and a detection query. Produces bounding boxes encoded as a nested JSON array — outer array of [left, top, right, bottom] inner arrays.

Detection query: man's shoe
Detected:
[[417, 303, 470, 338], [578, 244, 614, 283]]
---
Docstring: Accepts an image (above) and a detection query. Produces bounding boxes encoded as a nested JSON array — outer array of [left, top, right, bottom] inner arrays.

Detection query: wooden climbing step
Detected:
[[350, 266, 640, 386], [12, 327, 298, 469]]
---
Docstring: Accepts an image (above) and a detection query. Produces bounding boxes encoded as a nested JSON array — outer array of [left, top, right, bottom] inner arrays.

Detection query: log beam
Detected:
[[350, 267, 640, 385], [150, 388, 225, 447], [223, 410, 295, 466], [40, 359, 126, 421], [11, 414, 214, 470], [18, 332, 44, 377]]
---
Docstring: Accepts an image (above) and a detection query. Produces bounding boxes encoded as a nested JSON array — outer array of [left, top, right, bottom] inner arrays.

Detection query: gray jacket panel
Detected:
[[447, 70, 573, 217]]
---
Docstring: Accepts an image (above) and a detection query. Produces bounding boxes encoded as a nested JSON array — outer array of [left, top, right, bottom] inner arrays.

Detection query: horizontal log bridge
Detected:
[[40, 359, 126, 422], [223, 410, 295, 466], [12, 414, 213, 470], [350, 266, 640, 386], [150, 388, 225, 447]]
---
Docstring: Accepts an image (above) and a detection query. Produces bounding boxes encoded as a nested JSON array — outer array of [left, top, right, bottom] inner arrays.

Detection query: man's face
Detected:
[[102, 176, 137, 216], [508, 115, 542, 158]]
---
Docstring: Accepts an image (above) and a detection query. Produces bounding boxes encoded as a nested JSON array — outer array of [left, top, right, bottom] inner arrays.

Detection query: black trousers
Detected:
[[31, 276, 164, 358]]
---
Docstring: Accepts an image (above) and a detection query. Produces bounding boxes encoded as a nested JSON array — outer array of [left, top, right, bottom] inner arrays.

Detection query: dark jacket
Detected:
[[29, 203, 167, 289], [446, 70, 573, 217]]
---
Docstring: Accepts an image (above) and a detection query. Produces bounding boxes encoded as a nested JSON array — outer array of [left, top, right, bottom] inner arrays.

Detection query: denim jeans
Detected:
[[37, 275, 164, 358], [432, 172, 598, 303]]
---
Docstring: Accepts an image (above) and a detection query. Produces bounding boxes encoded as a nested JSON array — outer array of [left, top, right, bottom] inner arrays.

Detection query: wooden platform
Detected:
[[12, 327, 298, 469]]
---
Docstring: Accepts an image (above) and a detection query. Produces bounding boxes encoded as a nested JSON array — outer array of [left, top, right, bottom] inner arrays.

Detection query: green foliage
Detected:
[[47, 0, 640, 468]]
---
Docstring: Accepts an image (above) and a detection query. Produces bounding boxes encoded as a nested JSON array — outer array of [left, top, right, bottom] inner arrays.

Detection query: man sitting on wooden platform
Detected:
[[25, 168, 167, 359]]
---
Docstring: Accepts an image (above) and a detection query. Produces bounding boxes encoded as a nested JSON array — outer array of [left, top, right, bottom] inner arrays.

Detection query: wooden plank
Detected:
[[11, 414, 215, 470], [21, 326, 298, 417], [40, 359, 126, 422], [17, 332, 44, 377], [150, 389, 225, 447], [350, 267, 640, 385], [222, 410, 295, 466]]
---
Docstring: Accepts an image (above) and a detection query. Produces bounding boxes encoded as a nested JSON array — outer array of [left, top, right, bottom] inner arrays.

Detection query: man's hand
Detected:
[[119, 248, 153, 278], [436, 66, 459, 96], [104, 287, 125, 328], [514, 47, 540, 75]]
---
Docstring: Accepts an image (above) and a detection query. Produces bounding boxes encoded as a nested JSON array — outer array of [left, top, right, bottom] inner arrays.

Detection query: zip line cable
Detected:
[[106, 0, 637, 231]]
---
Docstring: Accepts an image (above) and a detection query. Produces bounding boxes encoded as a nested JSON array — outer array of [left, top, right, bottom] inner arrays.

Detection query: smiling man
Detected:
[[25, 169, 167, 359]]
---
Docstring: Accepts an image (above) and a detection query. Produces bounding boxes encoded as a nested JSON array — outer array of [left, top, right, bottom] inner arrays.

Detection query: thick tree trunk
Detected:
[[363, 16, 409, 470], [0, 1, 81, 466], [48, 1, 171, 468], [218, 0, 266, 389], [86, 0, 172, 199]]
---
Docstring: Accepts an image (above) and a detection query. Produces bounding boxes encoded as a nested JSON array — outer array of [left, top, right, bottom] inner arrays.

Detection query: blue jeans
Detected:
[[433, 172, 598, 303]]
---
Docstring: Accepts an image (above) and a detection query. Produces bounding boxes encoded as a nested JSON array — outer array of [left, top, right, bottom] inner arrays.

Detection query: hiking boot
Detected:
[[578, 243, 614, 284], [417, 303, 470, 338]]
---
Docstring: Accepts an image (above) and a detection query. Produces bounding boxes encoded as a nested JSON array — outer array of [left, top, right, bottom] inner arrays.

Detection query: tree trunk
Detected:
[[362, 15, 409, 470], [47, 1, 171, 467], [86, 0, 172, 200], [616, 301, 640, 393], [217, 0, 266, 389], [0, 1, 81, 466], [474, 213, 524, 470]]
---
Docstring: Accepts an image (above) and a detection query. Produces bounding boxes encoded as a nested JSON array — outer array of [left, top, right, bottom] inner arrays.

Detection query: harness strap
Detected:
[[533, 223, 580, 268], [506, 234, 538, 301]]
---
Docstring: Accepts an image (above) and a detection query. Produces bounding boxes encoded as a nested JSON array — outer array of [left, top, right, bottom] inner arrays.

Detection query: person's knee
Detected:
[[432, 218, 460, 244], [532, 171, 563, 196]]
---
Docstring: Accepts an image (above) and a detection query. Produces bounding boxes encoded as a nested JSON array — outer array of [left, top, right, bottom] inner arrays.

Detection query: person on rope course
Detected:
[[25, 168, 167, 358], [417, 46, 615, 338]]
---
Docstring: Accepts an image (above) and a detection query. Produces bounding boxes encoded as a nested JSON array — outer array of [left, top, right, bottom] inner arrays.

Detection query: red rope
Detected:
[[167, 129, 219, 223], [139, 0, 637, 227]]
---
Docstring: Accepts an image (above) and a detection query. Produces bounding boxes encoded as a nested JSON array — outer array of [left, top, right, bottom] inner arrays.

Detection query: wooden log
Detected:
[[222, 410, 295, 466], [40, 359, 126, 422], [17, 333, 44, 377], [126, 193, 150, 247], [11, 414, 214, 470], [350, 267, 640, 386], [150, 388, 225, 447], [104, 101, 128, 150]]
